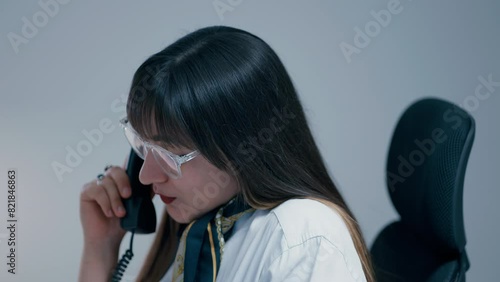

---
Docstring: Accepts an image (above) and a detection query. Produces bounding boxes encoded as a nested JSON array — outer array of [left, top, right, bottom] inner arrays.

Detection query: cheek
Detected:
[[170, 175, 216, 210], [178, 160, 227, 199], [172, 176, 234, 217], [183, 182, 223, 212], [168, 156, 239, 220]]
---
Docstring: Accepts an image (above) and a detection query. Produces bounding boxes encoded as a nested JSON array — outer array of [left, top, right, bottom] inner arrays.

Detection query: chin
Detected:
[[166, 204, 200, 224]]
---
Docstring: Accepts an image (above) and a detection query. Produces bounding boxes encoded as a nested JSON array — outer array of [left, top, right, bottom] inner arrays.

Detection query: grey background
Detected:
[[0, 0, 498, 281]]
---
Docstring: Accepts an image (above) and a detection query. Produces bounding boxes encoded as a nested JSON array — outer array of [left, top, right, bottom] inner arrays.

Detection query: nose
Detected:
[[138, 150, 169, 186]]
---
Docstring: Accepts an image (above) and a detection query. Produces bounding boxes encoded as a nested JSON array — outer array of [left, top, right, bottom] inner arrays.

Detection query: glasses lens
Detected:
[[151, 148, 180, 178], [123, 127, 147, 159]]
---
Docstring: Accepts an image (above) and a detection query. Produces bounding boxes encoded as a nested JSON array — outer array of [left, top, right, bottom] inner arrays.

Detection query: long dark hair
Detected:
[[126, 25, 375, 282]]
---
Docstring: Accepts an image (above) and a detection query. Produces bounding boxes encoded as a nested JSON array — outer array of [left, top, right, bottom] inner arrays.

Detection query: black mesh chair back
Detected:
[[371, 98, 475, 282]]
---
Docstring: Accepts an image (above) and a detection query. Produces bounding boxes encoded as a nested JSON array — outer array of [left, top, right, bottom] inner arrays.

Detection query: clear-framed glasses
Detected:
[[119, 117, 200, 179]]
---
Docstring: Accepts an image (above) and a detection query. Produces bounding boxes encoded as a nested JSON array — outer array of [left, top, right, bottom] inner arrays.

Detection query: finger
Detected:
[[98, 176, 126, 217], [82, 182, 114, 218], [105, 166, 131, 198]]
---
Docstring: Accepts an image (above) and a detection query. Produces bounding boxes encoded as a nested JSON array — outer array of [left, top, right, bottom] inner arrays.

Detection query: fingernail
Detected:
[[117, 206, 124, 215]]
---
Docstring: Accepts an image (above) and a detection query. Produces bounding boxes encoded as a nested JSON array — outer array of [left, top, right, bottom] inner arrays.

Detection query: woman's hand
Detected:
[[78, 163, 135, 281], [79, 165, 131, 247]]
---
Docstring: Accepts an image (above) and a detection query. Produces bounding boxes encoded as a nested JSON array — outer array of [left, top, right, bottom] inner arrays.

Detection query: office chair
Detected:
[[370, 98, 475, 282]]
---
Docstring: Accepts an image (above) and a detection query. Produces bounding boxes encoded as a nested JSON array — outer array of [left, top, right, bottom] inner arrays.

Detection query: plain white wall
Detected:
[[0, 0, 498, 281]]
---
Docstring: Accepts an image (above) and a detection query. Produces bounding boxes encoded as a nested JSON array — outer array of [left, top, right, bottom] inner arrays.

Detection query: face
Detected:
[[138, 143, 240, 224]]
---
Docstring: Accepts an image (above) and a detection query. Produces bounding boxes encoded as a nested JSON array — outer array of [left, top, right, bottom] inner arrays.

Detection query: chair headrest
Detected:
[[386, 97, 475, 253]]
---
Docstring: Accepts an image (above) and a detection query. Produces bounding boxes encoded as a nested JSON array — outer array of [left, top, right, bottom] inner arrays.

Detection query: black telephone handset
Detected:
[[121, 148, 156, 234], [111, 149, 157, 282]]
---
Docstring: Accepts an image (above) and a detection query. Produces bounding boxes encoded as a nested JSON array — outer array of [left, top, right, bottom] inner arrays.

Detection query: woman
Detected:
[[79, 25, 375, 282]]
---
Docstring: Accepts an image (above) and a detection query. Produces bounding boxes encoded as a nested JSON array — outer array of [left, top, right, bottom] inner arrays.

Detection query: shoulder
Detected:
[[269, 198, 353, 250], [261, 198, 366, 281]]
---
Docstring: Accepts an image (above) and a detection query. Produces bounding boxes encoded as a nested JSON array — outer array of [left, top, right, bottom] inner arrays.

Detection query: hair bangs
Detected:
[[126, 65, 197, 151]]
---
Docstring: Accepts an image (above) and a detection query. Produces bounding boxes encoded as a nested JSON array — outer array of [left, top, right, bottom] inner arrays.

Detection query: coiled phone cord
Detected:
[[110, 230, 135, 282]]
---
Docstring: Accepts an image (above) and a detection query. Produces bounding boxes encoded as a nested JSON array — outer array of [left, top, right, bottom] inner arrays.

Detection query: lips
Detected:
[[159, 194, 176, 204]]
